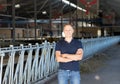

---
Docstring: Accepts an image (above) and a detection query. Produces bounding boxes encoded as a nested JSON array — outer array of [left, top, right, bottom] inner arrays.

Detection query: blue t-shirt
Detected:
[[55, 38, 83, 71]]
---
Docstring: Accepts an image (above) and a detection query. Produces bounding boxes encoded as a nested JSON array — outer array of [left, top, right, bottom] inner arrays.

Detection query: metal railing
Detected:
[[0, 36, 120, 84], [81, 36, 120, 59], [0, 41, 58, 84]]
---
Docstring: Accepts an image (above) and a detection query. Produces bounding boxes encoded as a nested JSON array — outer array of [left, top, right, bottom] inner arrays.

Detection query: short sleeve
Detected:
[[55, 42, 61, 51], [78, 40, 83, 49]]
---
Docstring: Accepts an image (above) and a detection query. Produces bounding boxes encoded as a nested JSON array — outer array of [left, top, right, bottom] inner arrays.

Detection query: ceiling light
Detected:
[[42, 11, 47, 14], [15, 4, 20, 8], [62, 0, 86, 12]]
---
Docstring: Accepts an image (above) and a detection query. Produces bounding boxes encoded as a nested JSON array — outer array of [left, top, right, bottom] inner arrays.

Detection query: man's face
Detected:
[[63, 25, 74, 38]]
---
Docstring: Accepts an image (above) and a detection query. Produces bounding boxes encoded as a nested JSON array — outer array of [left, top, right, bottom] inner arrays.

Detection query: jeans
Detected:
[[58, 69, 81, 84]]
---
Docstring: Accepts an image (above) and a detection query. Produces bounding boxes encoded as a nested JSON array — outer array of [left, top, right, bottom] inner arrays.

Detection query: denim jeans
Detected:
[[58, 69, 81, 84]]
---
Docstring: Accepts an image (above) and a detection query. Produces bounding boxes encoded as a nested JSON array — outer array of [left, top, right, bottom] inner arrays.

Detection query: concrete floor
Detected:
[[44, 44, 120, 84], [81, 44, 120, 84]]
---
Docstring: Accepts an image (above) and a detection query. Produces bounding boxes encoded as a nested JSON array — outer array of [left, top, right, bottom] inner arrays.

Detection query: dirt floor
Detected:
[[44, 44, 120, 84]]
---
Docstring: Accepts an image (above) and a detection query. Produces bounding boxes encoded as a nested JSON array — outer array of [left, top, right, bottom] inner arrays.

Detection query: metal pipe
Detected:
[[0, 14, 27, 19], [0, 56, 3, 84]]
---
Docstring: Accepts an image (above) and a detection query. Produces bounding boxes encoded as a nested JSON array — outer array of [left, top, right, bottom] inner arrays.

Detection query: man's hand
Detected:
[[55, 48, 83, 62], [61, 49, 83, 61], [56, 51, 73, 62]]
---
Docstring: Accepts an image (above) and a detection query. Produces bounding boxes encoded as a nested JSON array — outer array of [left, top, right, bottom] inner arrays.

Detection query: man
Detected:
[[55, 24, 83, 84]]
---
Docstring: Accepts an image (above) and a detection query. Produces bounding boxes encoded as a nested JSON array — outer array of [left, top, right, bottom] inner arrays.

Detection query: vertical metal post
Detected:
[[0, 56, 3, 84], [60, 0, 63, 37], [12, 0, 15, 42], [81, 8, 84, 38], [90, 13, 92, 27], [97, 0, 99, 16], [69, 2, 71, 24], [34, 0, 37, 40], [76, 0, 78, 37], [89, 13, 91, 27], [76, 10, 78, 37], [49, 0, 52, 37]]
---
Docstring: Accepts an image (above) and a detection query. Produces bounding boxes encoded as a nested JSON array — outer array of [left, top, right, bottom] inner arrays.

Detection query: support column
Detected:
[[60, 0, 63, 37], [49, 0, 52, 37], [34, 0, 37, 40], [69, 1, 72, 24], [75, 0, 78, 38], [12, 0, 15, 42]]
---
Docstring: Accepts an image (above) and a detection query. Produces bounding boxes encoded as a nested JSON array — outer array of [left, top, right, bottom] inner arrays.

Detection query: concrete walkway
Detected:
[[45, 44, 120, 84], [81, 44, 120, 84]]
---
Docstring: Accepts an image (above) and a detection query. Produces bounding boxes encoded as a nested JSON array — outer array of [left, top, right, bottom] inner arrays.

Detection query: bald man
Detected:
[[55, 24, 83, 84]]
